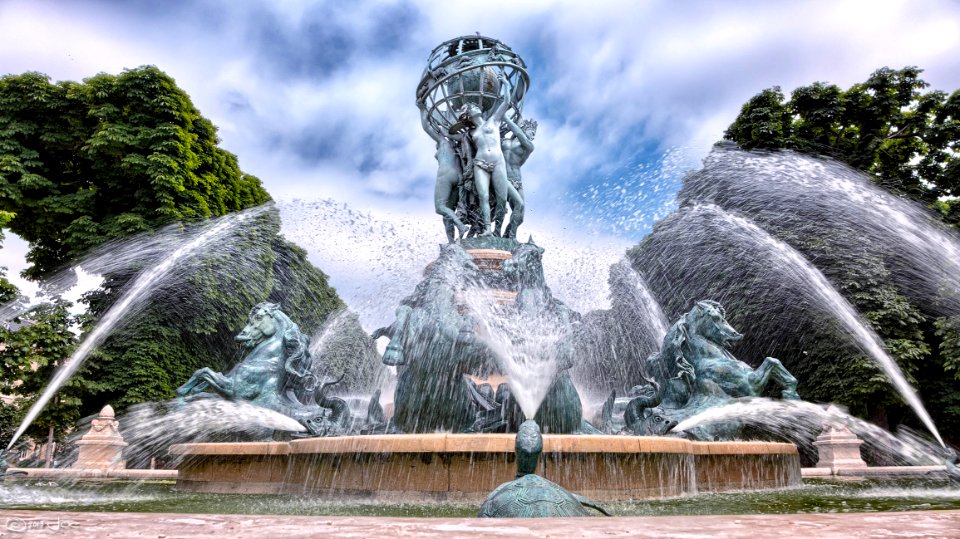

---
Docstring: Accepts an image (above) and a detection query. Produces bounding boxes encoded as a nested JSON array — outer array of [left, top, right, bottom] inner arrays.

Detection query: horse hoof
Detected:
[[782, 389, 800, 400]]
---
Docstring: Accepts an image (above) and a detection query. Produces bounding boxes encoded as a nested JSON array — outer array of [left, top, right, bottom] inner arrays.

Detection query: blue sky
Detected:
[[2, 0, 959, 323]]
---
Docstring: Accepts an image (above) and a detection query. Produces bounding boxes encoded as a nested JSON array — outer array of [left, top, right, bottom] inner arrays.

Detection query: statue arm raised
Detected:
[[420, 107, 442, 143], [490, 73, 514, 122], [503, 116, 534, 153]]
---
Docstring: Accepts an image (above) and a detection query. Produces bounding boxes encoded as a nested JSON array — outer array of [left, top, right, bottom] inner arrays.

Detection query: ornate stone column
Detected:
[[73, 404, 128, 470]]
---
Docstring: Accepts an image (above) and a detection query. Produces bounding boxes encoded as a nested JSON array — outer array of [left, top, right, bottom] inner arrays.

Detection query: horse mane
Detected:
[[254, 302, 312, 378], [695, 300, 726, 318], [660, 316, 690, 375], [644, 306, 697, 393]]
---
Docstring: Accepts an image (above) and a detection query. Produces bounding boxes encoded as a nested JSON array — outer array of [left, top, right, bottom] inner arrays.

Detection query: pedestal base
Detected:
[[814, 426, 867, 471]]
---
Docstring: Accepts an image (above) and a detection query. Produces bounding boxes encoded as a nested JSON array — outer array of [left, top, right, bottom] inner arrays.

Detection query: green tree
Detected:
[[0, 66, 271, 277], [724, 87, 792, 149], [0, 301, 100, 449], [0, 67, 363, 421], [724, 67, 960, 223], [0, 268, 17, 305], [0, 398, 20, 451]]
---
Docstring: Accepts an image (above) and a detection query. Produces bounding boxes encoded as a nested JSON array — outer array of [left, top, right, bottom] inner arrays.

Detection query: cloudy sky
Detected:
[[1, 0, 959, 323]]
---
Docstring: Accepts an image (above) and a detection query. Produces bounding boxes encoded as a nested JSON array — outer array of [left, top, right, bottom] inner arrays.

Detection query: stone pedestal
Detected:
[[464, 248, 512, 271], [462, 248, 517, 305], [73, 405, 128, 470], [813, 424, 867, 470]]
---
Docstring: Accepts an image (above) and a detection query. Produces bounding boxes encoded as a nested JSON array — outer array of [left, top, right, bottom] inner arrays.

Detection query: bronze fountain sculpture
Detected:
[[173, 36, 807, 514]]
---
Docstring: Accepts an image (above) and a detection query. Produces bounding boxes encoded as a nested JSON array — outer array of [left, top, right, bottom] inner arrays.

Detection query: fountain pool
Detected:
[[3, 477, 959, 517]]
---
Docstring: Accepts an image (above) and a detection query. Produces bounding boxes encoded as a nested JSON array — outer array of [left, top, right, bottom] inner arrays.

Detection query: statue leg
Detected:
[[177, 371, 202, 397], [748, 357, 800, 399], [490, 165, 509, 237], [198, 369, 235, 397], [178, 368, 233, 398], [443, 217, 455, 243], [435, 175, 467, 239], [474, 168, 493, 235], [503, 182, 524, 239], [177, 368, 216, 397]]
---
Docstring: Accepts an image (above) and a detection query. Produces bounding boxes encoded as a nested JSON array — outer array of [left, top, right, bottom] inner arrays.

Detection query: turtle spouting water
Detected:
[[478, 419, 611, 517]]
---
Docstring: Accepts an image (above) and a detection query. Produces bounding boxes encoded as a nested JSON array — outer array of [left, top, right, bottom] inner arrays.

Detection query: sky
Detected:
[[1, 0, 959, 324]]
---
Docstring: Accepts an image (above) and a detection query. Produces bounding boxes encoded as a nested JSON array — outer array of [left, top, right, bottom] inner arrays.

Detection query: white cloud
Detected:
[[2, 0, 960, 323]]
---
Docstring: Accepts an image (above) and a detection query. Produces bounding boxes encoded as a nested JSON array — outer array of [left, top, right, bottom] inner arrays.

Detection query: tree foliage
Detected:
[[0, 301, 100, 444], [0, 66, 271, 277], [0, 67, 366, 424], [0, 396, 20, 451], [725, 67, 960, 224]]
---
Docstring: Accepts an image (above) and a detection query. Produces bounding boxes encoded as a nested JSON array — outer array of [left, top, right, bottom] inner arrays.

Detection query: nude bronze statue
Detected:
[[498, 116, 536, 238], [421, 108, 468, 241]]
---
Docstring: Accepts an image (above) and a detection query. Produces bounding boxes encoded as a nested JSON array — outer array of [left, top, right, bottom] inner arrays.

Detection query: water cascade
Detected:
[[6, 205, 271, 450], [464, 288, 564, 420], [694, 203, 944, 447]]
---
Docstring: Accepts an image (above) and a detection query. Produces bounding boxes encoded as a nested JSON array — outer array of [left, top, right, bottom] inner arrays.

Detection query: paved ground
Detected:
[[1, 510, 959, 538]]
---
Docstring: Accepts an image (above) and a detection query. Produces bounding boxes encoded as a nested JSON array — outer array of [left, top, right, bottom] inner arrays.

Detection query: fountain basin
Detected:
[[169, 435, 800, 501]]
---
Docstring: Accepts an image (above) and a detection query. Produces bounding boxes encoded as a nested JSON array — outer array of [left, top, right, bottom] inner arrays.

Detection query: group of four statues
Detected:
[[421, 76, 537, 241]]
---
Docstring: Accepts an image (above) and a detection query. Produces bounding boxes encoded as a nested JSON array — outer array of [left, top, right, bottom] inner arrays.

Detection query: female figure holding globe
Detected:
[[498, 116, 536, 238], [420, 108, 468, 241], [455, 77, 514, 236]]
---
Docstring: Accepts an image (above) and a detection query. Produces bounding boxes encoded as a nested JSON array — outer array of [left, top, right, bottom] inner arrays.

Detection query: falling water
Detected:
[[6, 205, 270, 450], [687, 203, 945, 447], [462, 289, 564, 419], [309, 309, 356, 359], [609, 259, 669, 343], [674, 398, 945, 466], [117, 398, 306, 468], [686, 147, 960, 314]]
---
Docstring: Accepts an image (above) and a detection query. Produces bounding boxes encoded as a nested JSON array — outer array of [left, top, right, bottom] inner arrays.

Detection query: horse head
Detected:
[[503, 236, 546, 289], [687, 300, 742, 349], [236, 303, 281, 348]]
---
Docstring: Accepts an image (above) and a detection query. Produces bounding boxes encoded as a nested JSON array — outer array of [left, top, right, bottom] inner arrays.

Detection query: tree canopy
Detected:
[[0, 67, 378, 442], [724, 67, 960, 225], [0, 66, 271, 277]]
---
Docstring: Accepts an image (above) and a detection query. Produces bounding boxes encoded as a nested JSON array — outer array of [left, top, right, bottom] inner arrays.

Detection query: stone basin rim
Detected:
[[169, 435, 797, 457]]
